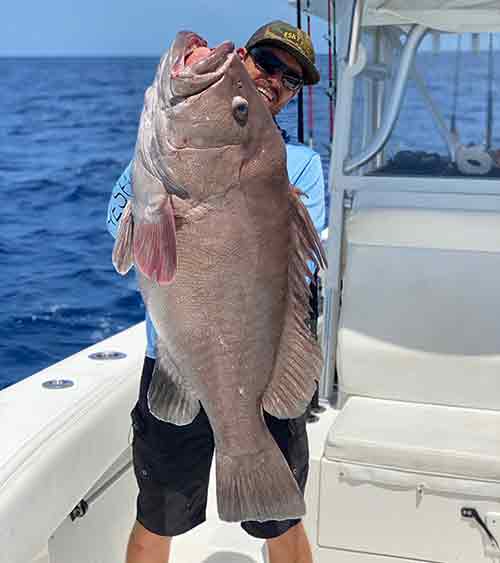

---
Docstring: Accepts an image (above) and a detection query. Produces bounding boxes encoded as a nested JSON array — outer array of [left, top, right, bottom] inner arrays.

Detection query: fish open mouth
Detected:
[[183, 33, 209, 65], [171, 33, 234, 78]]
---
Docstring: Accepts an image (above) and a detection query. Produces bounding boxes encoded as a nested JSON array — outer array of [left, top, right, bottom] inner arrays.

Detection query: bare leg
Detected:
[[126, 521, 172, 563], [266, 522, 313, 563]]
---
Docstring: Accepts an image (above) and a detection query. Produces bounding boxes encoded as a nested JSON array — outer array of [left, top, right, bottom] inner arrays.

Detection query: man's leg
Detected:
[[126, 521, 172, 563], [126, 357, 214, 563], [266, 522, 313, 563]]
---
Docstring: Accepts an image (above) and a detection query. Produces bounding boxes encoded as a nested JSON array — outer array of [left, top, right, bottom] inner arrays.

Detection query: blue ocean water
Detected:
[[2, 50, 498, 389], [0, 55, 334, 389]]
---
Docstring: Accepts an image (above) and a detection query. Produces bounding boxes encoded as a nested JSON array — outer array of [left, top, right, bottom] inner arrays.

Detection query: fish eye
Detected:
[[232, 96, 249, 126]]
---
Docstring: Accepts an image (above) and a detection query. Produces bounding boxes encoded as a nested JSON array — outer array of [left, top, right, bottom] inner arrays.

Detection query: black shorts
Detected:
[[131, 356, 309, 539]]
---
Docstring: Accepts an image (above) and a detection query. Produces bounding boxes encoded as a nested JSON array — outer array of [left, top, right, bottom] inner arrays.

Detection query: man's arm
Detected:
[[295, 153, 326, 236], [286, 145, 326, 236], [107, 161, 134, 239], [107, 161, 158, 360]]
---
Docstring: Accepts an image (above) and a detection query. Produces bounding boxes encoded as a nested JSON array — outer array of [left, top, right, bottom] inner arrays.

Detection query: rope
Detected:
[[450, 34, 462, 140]]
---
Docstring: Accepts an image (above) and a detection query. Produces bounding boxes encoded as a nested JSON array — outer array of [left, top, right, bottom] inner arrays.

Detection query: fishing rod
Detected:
[[327, 0, 336, 146], [486, 33, 494, 150], [296, 0, 305, 144], [306, 0, 314, 148]]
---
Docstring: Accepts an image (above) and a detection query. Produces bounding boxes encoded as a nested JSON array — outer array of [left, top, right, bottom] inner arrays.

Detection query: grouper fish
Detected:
[[113, 31, 326, 523]]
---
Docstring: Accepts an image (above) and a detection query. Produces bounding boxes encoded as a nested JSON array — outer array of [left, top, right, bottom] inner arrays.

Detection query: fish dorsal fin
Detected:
[[262, 188, 327, 419]]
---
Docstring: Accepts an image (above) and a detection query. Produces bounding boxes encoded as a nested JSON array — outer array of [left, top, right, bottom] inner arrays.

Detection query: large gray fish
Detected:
[[113, 31, 326, 523]]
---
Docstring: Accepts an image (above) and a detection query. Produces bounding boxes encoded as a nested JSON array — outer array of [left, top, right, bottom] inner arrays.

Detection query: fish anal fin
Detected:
[[134, 197, 177, 285], [262, 189, 326, 419], [112, 201, 135, 275], [147, 344, 200, 425]]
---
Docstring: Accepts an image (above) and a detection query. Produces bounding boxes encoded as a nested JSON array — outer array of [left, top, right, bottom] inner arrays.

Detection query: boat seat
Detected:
[[325, 396, 500, 482], [337, 206, 500, 411]]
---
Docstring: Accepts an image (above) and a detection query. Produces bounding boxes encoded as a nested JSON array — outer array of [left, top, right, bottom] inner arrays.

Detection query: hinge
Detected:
[[343, 191, 353, 209], [70, 499, 89, 521]]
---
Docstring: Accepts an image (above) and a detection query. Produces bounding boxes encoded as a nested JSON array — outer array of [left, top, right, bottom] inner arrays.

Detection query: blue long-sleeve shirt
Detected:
[[108, 144, 326, 358]]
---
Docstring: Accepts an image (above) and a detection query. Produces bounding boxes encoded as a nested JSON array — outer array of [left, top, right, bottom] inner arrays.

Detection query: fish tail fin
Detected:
[[216, 434, 305, 523], [112, 201, 135, 275]]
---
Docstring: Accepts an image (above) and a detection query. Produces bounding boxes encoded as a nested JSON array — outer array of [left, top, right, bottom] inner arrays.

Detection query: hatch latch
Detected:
[[461, 507, 499, 550]]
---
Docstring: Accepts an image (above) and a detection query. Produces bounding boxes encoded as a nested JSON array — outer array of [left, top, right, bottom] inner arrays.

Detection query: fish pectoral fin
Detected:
[[147, 344, 200, 425], [112, 201, 135, 275], [262, 188, 326, 419], [134, 197, 177, 286]]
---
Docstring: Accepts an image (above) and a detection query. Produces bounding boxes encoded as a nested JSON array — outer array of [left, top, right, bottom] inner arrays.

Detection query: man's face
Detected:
[[239, 46, 303, 116]]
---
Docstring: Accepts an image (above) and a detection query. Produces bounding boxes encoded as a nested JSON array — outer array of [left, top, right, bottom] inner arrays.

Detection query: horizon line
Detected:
[[2, 47, 498, 58]]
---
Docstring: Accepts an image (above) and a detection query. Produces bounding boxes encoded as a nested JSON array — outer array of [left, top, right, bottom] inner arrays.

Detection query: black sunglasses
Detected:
[[249, 47, 304, 92]]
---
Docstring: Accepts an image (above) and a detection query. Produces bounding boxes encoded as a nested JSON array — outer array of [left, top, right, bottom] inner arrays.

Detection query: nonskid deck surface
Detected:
[[170, 505, 267, 563]]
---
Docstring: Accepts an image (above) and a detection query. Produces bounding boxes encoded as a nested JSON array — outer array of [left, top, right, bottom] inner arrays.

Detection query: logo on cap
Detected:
[[264, 25, 314, 61]]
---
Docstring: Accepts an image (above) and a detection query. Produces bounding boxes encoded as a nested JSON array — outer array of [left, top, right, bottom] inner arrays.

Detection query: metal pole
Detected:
[[344, 25, 428, 173], [348, 0, 364, 67], [296, 0, 305, 144]]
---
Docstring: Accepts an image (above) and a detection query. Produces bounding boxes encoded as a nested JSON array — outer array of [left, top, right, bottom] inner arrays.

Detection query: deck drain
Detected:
[[42, 379, 74, 390], [88, 351, 127, 361]]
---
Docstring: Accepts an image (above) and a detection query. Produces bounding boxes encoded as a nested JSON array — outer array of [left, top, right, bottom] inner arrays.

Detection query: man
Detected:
[[107, 20, 325, 563]]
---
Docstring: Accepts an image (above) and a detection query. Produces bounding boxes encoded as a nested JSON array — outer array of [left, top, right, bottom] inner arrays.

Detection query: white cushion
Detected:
[[338, 207, 500, 410], [325, 396, 500, 482]]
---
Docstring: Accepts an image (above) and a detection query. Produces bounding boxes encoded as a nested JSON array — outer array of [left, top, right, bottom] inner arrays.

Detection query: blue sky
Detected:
[[0, 0, 328, 56]]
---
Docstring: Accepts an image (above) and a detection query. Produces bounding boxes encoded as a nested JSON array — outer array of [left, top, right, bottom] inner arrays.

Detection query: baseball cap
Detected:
[[245, 20, 320, 86]]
